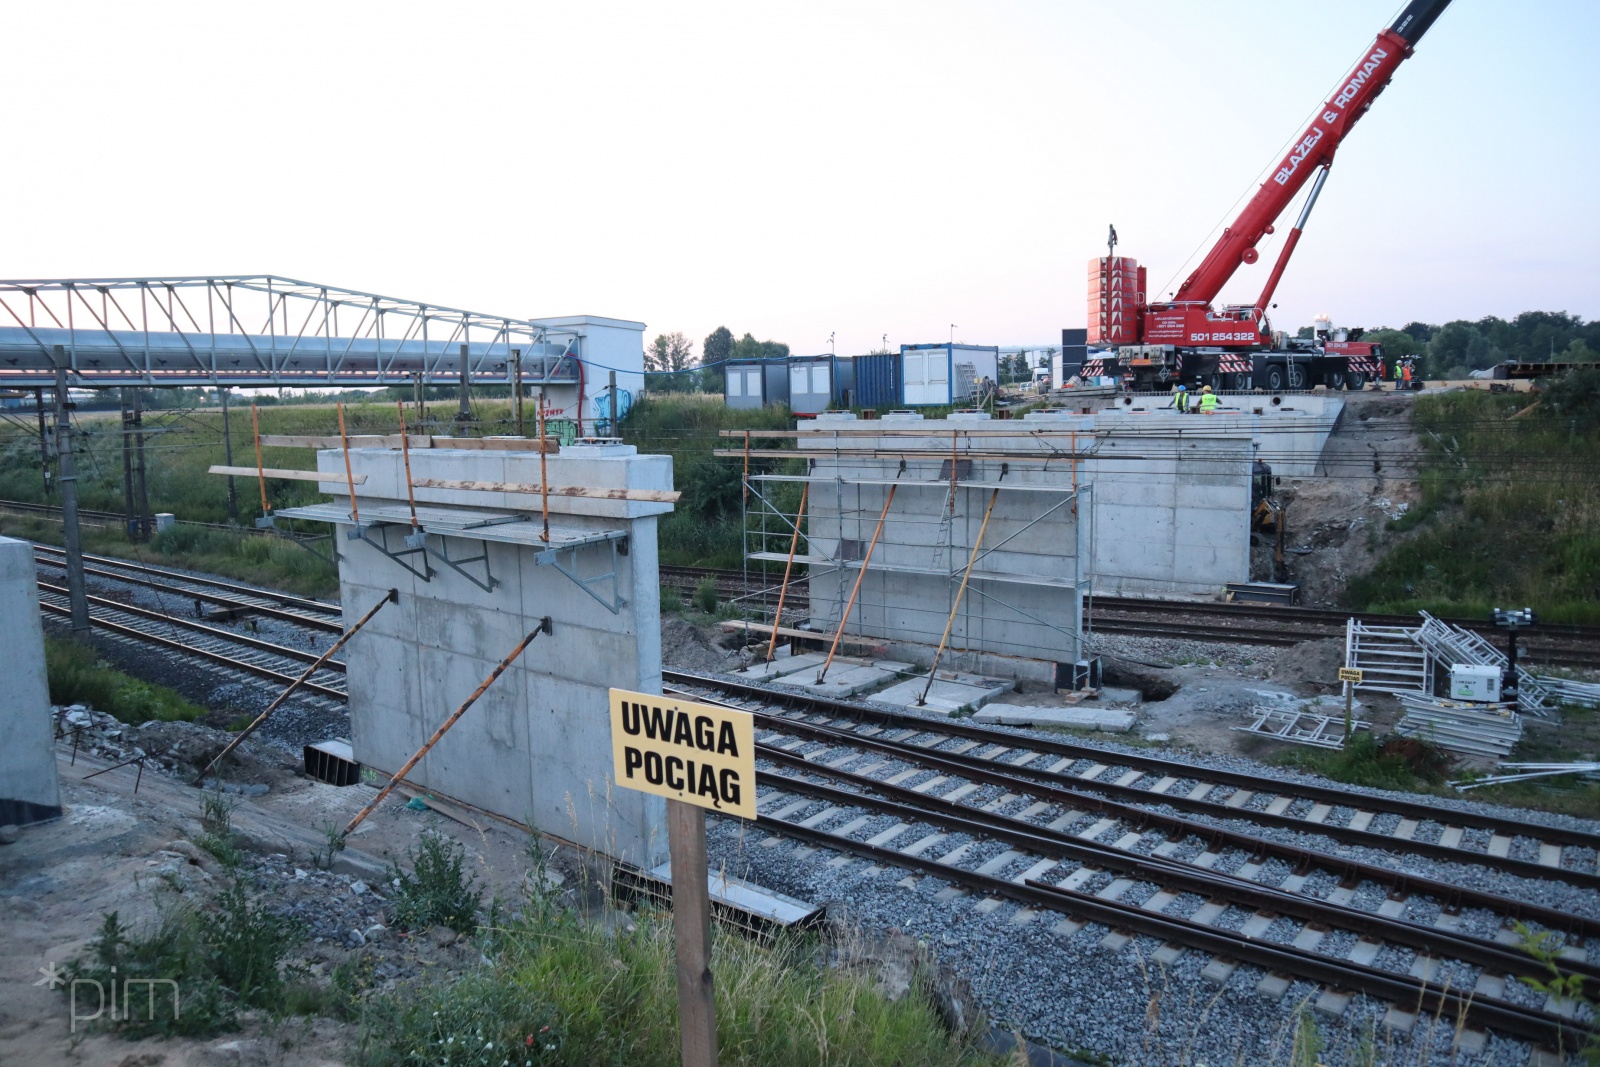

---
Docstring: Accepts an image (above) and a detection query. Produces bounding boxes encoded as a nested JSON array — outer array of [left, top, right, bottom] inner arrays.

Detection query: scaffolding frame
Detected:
[[739, 436, 1093, 668]]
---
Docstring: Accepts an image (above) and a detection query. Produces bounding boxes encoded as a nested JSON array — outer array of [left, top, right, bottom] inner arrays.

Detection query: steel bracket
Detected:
[[353, 522, 435, 583], [534, 534, 627, 614], [425, 535, 498, 593]]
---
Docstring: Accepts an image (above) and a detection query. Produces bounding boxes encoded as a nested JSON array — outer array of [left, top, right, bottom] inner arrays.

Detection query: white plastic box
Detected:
[[1450, 663, 1502, 703]]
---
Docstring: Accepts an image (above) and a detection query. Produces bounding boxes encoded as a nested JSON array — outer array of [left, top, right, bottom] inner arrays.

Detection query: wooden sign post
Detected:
[[610, 688, 757, 1067], [1337, 667, 1363, 743]]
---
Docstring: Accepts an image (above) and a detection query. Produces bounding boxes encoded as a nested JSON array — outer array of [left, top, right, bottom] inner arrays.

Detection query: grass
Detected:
[[45, 635, 204, 724], [1345, 385, 1600, 624], [1269, 732, 1450, 793], [357, 907, 999, 1067]]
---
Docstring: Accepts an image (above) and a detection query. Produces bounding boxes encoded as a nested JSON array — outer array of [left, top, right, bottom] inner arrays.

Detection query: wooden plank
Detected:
[[718, 619, 880, 650], [258, 434, 431, 449], [431, 436, 557, 452], [207, 465, 366, 484], [410, 478, 679, 503]]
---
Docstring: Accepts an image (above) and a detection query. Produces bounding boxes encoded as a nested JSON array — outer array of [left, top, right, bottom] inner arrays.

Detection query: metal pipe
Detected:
[[917, 487, 1000, 705], [396, 401, 421, 532], [337, 402, 359, 523], [342, 618, 550, 838], [194, 588, 397, 785], [537, 401, 550, 542], [763, 482, 809, 664], [816, 483, 897, 684], [609, 369, 618, 434]]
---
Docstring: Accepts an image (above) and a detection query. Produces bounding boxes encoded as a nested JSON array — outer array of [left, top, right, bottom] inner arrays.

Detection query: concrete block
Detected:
[[783, 662, 900, 697], [972, 705, 1136, 732], [0, 538, 60, 826], [869, 677, 1008, 716], [733, 652, 826, 681]]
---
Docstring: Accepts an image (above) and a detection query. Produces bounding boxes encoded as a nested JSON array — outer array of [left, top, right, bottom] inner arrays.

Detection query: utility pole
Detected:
[[456, 343, 471, 429], [220, 387, 238, 524], [511, 349, 525, 437], [412, 372, 425, 428], [120, 389, 137, 538], [132, 387, 150, 541], [608, 370, 618, 436], [52, 348, 90, 633], [35, 388, 51, 495]]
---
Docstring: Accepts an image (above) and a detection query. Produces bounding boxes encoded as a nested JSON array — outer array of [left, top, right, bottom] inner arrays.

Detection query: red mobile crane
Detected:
[[1083, 0, 1452, 392]]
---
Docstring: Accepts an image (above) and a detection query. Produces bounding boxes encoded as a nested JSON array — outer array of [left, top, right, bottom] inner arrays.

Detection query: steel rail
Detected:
[[31, 547, 342, 632], [30, 542, 340, 615], [757, 761, 1600, 994], [37, 596, 347, 700], [674, 670, 1600, 856], [667, 672, 1600, 928], [37, 580, 347, 671], [755, 812, 1589, 1049]]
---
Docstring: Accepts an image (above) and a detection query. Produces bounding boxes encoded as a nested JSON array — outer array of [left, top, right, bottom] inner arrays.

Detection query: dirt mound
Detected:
[[659, 616, 736, 674], [1264, 636, 1346, 691]]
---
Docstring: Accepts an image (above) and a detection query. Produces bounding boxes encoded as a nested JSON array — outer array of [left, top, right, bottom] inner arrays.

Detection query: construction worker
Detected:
[[1199, 384, 1219, 413], [1174, 384, 1190, 413]]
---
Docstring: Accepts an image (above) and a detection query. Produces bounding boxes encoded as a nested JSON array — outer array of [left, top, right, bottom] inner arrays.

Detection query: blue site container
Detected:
[[851, 353, 901, 409]]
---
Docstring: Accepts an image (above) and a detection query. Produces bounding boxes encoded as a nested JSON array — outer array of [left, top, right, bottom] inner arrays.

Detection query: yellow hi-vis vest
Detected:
[[1199, 393, 1219, 413]]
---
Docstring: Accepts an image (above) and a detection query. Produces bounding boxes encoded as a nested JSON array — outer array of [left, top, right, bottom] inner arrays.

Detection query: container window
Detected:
[[811, 365, 831, 395], [790, 365, 808, 395], [727, 370, 744, 396]]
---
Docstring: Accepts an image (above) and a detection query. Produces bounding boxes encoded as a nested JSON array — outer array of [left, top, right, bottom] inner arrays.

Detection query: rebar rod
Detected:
[[194, 589, 397, 785], [396, 401, 421, 532], [917, 488, 1000, 705], [816, 484, 897, 684], [337, 402, 359, 523], [764, 482, 809, 664]]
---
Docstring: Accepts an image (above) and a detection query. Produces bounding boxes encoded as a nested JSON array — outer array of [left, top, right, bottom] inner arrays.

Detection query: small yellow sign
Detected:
[[1338, 667, 1363, 684], [609, 688, 757, 820]]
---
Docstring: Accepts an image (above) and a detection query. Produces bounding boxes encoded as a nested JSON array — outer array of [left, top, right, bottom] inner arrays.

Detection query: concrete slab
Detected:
[[869, 677, 1009, 716], [733, 652, 827, 681], [787, 662, 902, 698], [972, 705, 1137, 732], [1098, 686, 1143, 705]]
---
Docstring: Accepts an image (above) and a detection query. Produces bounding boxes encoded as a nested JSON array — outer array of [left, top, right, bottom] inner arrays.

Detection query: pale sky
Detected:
[[4, 1, 1595, 359]]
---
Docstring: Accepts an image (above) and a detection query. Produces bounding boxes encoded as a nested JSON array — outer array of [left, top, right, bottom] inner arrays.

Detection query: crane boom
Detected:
[[1174, 0, 1452, 305]]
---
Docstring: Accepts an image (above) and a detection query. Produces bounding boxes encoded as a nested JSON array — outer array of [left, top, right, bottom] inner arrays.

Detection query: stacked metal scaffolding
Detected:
[[722, 421, 1093, 671]]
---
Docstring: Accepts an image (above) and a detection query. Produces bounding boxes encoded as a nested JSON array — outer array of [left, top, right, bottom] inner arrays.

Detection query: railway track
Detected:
[[659, 565, 1600, 666], [24, 542, 1599, 1050], [666, 668, 1600, 1051], [30, 543, 342, 633]]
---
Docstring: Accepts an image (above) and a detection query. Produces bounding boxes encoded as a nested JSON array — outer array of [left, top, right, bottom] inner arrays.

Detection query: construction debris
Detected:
[[1450, 763, 1600, 791], [1394, 695, 1521, 758], [1232, 708, 1369, 749]]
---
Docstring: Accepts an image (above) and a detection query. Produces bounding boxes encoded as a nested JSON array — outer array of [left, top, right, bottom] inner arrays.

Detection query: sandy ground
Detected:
[[1267, 389, 1425, 606], [0, 743, 587, 1067]]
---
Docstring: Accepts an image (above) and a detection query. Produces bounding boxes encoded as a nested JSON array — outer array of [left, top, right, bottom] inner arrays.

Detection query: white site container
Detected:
[[1450, 663, 1501, 703]]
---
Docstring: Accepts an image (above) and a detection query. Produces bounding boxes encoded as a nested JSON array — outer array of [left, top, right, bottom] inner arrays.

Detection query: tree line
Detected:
[[643, 326, 791, 393], [1358, 311, 1599, 380]]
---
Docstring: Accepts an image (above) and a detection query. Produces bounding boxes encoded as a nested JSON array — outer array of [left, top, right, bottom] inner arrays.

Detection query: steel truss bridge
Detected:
[[0, 275, 583, 388]]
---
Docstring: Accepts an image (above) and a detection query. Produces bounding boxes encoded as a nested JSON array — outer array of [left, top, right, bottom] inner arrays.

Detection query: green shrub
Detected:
[[388, 834, 483, 934], [693, 576, 719, 614], [67, 885, 301, 1038], [45, 637, 203, 724]]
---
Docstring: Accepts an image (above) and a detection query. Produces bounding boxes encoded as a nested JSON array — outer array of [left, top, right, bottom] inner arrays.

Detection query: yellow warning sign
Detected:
[[609, 688, 757, 820], [1338, 667, 1363, 684]]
